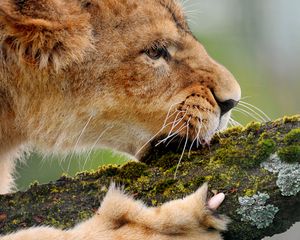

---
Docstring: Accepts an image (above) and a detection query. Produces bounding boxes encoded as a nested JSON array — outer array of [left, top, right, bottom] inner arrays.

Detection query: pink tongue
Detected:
[[207, 193, 225, 210]]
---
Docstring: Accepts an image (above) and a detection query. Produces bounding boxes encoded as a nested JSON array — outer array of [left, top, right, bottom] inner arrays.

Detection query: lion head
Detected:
[[0, 0, 240, 158]]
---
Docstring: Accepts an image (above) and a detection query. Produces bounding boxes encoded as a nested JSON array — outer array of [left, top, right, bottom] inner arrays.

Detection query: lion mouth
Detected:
[[155, 102, 221, 149], [135, 94, 229, 158], [164, 93, 221, 143]]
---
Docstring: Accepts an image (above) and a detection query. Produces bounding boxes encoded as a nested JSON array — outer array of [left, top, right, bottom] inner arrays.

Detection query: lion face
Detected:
[[0, 0, 240, 157]]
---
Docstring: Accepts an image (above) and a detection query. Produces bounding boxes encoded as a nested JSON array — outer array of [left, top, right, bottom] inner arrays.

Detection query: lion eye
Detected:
[[144, 46, 170, 60]]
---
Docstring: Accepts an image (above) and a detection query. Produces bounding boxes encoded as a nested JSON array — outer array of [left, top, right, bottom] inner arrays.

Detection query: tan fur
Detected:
[[1, 183, 230, 240], [0, 0, 240, 238]]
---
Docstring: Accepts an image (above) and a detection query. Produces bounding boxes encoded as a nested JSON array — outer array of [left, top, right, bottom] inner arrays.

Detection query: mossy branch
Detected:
[[0, 115, 299, 240]]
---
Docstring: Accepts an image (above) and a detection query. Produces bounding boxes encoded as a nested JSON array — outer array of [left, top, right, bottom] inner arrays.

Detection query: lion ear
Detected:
[[0, 0, 93, 71]]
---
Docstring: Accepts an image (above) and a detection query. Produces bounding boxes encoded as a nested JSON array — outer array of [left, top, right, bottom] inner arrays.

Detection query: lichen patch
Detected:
[[261, 154, 300, 196], [236, 192, 279, 229]]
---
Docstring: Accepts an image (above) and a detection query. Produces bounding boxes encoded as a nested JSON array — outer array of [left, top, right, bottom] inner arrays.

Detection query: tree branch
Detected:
[[0, 115, 299, 240]]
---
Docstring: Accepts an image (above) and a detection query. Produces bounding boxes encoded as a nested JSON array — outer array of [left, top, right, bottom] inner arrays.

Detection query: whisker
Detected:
[[177, 135, 186, 152], [73, 116, 93, 152], [186, 18, 198, 27], [187, 136, 197, 158], [240, 96, 252, 100], [39, 152, 51, 172], [239, 101, 271, 121], [161, 114, 187, 143], [81, 126, 112, 171], [196, 117, 204, 147], [40, 152, 50, 166], [184, 9, 203, 16], [180, 0, 192, 8], [188, 119, 202, 158], [183, 2, 202, 10], [67, 115, 93, 173], [229, 118, 237, 126], [161, 110, 184, 133], [163, 109, 183, 126], [165, 133, 181, 147], [233, 107, 265, 122], [237, 103, 267, 122], [163, 102, 183, 126], [229, 117, 243, 127], [155, 122, 187, 147], [194, 109, 208, 146], [174, 117, 191, 179], [215, 126, 227, 140], [134, 103, 183, 156], [165, 109, 188, 140], [228, 118, 237, 127], [165, 123, 189, 147], [214, 119, 224, 138], [135, 120, 178, 157]]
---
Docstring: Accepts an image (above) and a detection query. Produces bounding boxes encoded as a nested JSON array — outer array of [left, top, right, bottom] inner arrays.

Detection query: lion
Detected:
[[0, 0, 240, 239]]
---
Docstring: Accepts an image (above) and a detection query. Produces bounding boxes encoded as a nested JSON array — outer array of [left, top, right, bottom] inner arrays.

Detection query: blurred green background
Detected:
[[15, 1, 299, 239]]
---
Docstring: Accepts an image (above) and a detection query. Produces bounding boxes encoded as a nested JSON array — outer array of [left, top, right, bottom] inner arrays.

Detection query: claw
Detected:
[[207, 193, 225, 210], [195, 183, 226, 210]]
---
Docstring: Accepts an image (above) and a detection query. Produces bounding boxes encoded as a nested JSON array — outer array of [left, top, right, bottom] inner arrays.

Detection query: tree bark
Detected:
[[0, 115, 299, 240]]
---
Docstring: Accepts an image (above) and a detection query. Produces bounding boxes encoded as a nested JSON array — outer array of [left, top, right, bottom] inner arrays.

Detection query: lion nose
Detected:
[[217, 99, 239, 117]]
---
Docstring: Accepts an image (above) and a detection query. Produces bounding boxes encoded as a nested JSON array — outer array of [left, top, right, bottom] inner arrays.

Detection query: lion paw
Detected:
[[96, 183, 230, 239]]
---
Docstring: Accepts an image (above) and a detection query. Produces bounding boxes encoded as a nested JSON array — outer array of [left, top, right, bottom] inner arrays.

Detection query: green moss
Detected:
[[244, 189, 256, 196], [213, 142, 272, 169], [118, 161, 148, 180], [256, 138, 276, 161], [276, 129, 300, 163], [60, 173, 72, 179], [45, 217, 63, 228], [136, 175, 151, 185], [191, 176, 207, 187], [77, 211, 93, 221], [50, 188, 60, 193], [163, 165, 177, 174], [151, 179, 177, 194], [2, 115, 299, 238], [222, 126, 243, 136], [278, 145, 300, 163], [283, 129, 300, 144], [220, 173, 233, 182], [12, 219, 21, 225], [244, 121, 261, 132], [282, 115, 300, 124], [204, 175, 213, 182], [154, 153, 185, 170], [92, 164, 120, 178], [211, 128, 276, 169], [29, 180, 40, 189], [272, 115, 299, 126]]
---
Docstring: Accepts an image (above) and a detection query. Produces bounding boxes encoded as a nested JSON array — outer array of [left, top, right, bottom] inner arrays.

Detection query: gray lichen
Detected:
[[237, 192, 279, 229], [261, 154, 300, 196]]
